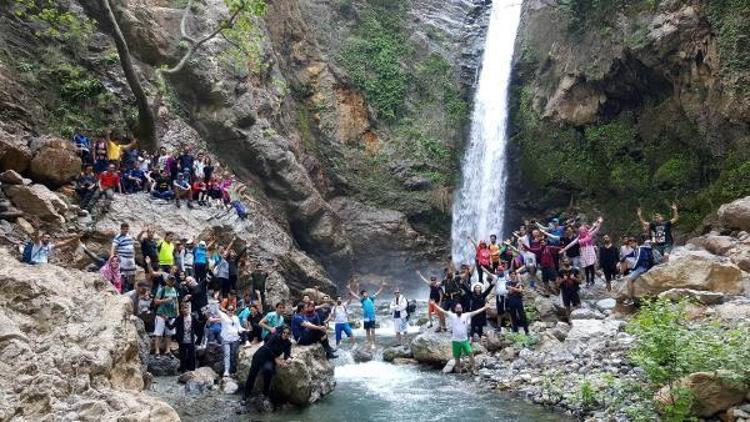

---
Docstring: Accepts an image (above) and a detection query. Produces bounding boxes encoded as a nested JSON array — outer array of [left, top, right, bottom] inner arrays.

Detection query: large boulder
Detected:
[[718, 196, 750, 231], [0, 247, 178, 420], [655, 371, 748, 417], [410, 331, 453, 365], [615, 248, 745, 300], [237, 344, 335, 406], [3, 183, 67, 224], [29, 137, 82, 187], [382, 345, 413, 362], [0, 131, 31, 173], [565, 319, 625, 342], [147, 355, 180, 376]]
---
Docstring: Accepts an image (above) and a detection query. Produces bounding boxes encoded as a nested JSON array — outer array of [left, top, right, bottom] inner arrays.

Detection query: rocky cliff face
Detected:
[[508, 0, 750, 235], [0, 248, 178, 421], [0, 0, 490, 285]]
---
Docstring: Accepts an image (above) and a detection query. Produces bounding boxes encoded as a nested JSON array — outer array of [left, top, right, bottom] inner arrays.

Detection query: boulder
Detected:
[[29, 137, 82, 187], [718, 196, 750, 231], [570, 307, 605, 320], [197, 342, 224, 375], [237, 344, 335, 406], [658, 288, 725, 305], [713, 300, 750, 321], [615, 248, 745, 300], [566, 319, 624, 342], [147, 355, 180, 376], [0, 170, 24, 185], [480, 331, 511, 352], [178, 366, 218, 387], [533, 295, 560, 322], [595, 298, 617, 312], [221, 377, 239, 395], [410, 331, 453, 365], [0, 132, 31, 173], [351, 345, 374, 363], [3, 184, 67, 224], [656, 371, 748, 417], [0, 247, 178, 420], [382, 345, 412, 362]]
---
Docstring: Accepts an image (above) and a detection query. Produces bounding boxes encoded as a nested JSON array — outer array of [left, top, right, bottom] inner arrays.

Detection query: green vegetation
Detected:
[[708, 0, 750, 72], [10, 0, 96, 53], [218, 0, 268, 74], [560, 0, 658, 32], [626, 299, 750, 421], [415, 54, 469, 126], [338, 1, 410, 121]]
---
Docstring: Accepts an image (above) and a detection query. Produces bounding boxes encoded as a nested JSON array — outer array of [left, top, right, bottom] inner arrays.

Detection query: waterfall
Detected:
[[451, 0, 523, 265]]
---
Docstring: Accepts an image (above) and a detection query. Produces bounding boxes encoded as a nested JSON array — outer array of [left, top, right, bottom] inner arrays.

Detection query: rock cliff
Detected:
[[0, 248, 178, 421]]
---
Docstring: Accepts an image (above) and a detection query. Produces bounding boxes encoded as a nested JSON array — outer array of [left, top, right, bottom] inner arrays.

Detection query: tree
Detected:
[[96, 0, 267, 150]]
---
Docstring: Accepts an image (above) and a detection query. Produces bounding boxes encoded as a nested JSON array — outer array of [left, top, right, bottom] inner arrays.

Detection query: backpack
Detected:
[[73, 133, 91, 151], [405, 298, 417, 320], [21, 241, 33, 264]]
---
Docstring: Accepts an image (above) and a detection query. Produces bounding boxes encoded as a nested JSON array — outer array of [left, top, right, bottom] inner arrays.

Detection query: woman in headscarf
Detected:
[[100, 255, 123, 293], [561, 217, 604, 287]]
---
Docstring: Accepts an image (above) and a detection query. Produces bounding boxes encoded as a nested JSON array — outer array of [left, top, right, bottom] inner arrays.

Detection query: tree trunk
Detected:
[[98, 0, 157, 150]]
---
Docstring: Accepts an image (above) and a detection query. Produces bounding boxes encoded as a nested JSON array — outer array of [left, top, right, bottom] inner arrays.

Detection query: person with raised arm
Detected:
[[468, 236, 492, 282], [561, 217, 604, 288], [637, 203, 678, 259], [417, 270, 444, 331], [347, 280, 385, 349], [482, 265, 509, 333], [430, 299, 488, 374]]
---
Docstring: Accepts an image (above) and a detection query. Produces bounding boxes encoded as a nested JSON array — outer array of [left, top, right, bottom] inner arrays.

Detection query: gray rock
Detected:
[[351, 345, 374, 363], [595, 298, 617, 312], [382, 345, 412, 362], [570, 307, 605, 320], [221, 378, 239, 395], [147, 355, 180, 376], [658, 288, 725, 305], [0, 170, 24, 185]]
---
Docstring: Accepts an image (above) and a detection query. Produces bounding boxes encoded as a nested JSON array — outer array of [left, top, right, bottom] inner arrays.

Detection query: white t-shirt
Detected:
[[219, 312, 242, 342], [493, 274, 508, 296], [332, 304, 348, 324], [447, 312, 471, 342], [30, 243, 54, 264], [522, 251, 537, 268]]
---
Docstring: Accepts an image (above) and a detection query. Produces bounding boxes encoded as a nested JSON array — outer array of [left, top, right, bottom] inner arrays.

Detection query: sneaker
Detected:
[[187, 202, 194, 209]]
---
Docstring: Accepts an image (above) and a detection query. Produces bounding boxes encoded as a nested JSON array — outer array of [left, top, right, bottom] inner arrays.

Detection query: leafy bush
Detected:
[[709, 0, 750, 72], [653, 157, 698, 190], [627, 299, 750, 420]]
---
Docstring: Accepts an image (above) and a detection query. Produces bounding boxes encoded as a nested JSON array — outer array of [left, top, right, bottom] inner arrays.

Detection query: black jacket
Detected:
[[168, 313, 199, 344]]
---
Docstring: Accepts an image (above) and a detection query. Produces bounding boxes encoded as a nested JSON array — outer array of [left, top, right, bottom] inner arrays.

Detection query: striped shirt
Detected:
[[112, 234, 136, 271]]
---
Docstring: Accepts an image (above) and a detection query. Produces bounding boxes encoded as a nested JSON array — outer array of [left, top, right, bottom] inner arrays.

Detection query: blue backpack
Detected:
[[21, 241, 33, 264], [72, 133, 91, 151]]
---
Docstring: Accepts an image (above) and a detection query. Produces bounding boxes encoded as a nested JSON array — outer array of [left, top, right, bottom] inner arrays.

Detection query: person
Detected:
[[177, 146, 195, 178], [89, 163, 121, 208], [242, 326, 292, 402], [560, 226, 581, 268], [561, 217, 604, 287], [259, 302, 287, 341], [488, 234, 502, 271], [170, 303, 197, 372], [75, 165, 97, 209], [214, 238, 237, 297], [624, 238, 662, 305], [105, 130, 136, 165], [152, 275, 179, 356], [417, 270, 444, 331], [297, 302, 337, 359], [173, 172, 193, 208], [221, 290, 238, 311], [219, 304, 244, 377], [430, 300, 488, 374], [619, 237, 637, 275], [638, 204, 678, 258], [466, 282, 492, 339], [537, 218, 564, 245], [193, 239, 211, 283], [122, 161, 146, 193], [110, 223, 137, 292], [599, 234, 619, 291], [506, 272, 529, 335], [556, 258, 581, 319], [514, 244, 539, 289], [151, 169, 174, 200], [192, 177, 208, 206], [482, 266, 508, 333], [24, 232, 79, 265], [125, 281, 153, 326], [183, 239, 195, 277], [239, 303, 263, 345], [138, 226, 159, 271], [442, 269, 463, 318], [347, 281, 385, 349], [290, 303, 307, 342], [468, 237, 492, 281], [157, 232, 176, 272], [527, 238, 562, 292], [99, 256, 123, 293], [194, 152, 206, 181], [389, 288, 408, 346], [251, 263, 270, 311], [327, 296, 355, 346]]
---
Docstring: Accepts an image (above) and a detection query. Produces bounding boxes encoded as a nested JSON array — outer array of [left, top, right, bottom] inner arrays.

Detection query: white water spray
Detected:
[[451, 0, 524, 265]]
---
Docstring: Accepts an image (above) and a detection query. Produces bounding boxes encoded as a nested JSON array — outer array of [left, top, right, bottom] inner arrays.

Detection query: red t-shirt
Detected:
[[476, 246, 491, 267], [98, 172, 120, 190], [192, 181, 206, 191]]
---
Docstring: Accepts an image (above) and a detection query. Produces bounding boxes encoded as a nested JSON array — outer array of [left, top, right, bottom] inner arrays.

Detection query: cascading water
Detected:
[[451, 0, 524, 265]]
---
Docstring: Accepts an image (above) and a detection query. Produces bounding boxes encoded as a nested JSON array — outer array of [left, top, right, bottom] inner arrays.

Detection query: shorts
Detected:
[[393, 318, 407, 334], [363, 320, 376, 330], [495, 295, 506, 314], [428, 301, 439, 315], [335, 322, 353, 343], [655, 244, 672, 256], [451, 340, 472, 358], [153, 315, 176, 336]]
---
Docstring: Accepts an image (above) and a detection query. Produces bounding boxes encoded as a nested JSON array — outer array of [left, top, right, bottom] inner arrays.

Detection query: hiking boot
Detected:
[[326, 352, 338, 360], [187, 201, 194, 209]]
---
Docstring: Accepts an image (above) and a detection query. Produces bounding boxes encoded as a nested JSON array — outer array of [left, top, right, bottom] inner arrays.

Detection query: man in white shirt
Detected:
[[389, 288, 408, 346], [327, 296, 355, 346], [431, 300, 488, 374]]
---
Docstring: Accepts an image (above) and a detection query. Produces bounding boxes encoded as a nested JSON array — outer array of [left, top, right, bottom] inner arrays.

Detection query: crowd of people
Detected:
[[416, 205, 679, 373], [72, 131, 249, 216]]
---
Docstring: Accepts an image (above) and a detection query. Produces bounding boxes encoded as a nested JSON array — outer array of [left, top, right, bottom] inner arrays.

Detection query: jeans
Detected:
[[507, 299, 529, 334], [179, 342, 196, 371], [334, 322, 353, 344], [222, 340, 240, 375]]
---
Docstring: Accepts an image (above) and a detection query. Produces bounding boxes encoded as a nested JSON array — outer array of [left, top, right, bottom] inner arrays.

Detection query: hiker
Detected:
[[467, 282, 492, 339], [430, 300, 488, 374], [637, 203, 678, 258], [259, 302, 287, 341], [110, 223, 137, 292], [624, 238, 662, 305], [599, 234, 619, 291], [327, 296, 355, 346], [347, 280, 386, 349], [242, 327, 291, 402], [417, 270, 445, 331], [389, 287, 408, 346], [506, 272, 529, 335], [23, 232, 79, 265], [561, 217, 604, 287], [556, 257, 582, 319]]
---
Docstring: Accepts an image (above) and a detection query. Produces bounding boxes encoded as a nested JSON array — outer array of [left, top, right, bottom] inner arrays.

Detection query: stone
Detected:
[[658, 288, 725, 305], [566, 319, 624, 342], [595, 298, 617, 312], [178, 366, 218, 388], [351, 345, 374, 363], [0, 132, 32, 174], [656, 371, 748, 417], [533, 295, 560, 322], [410, 331, 453, 365], [15, 216, 35, 234], [3, 184, 67, 224], [0, 207, 23, 220], [147, 355, 180, 376], [714, 300, 750, 321], [0, 247, 179, 420], [614, 248, 745, 300], [197, 342, 224, 375], [392, 357, 419, 365], [480, 331, 511, 352], [382, 345, 412, 362], [570, 307, 605, 320], [237, 344, 335, 406], [29, 137, 82, 187], [718, 196, 750, 231], [442, 360, 456, 373], [221, 378, 239, 395], [0, 170, 24, 185]]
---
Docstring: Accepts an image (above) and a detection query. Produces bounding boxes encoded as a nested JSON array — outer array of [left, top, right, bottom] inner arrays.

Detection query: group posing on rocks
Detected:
[[415, 206, 678, 374]]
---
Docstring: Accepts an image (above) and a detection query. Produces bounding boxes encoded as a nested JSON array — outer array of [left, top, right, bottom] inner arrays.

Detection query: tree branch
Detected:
[[179, 0, 197, 44]]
